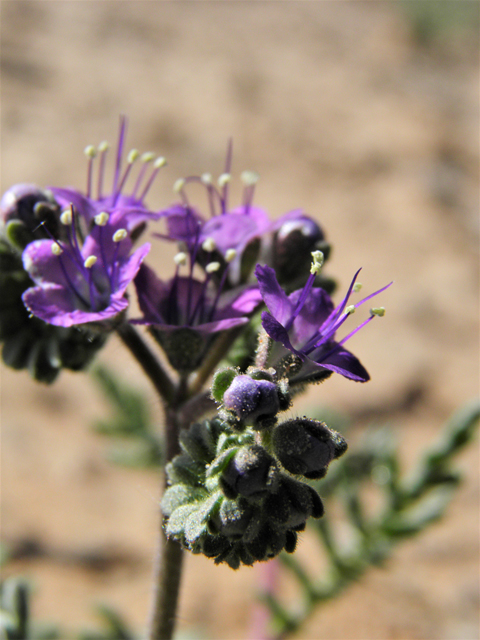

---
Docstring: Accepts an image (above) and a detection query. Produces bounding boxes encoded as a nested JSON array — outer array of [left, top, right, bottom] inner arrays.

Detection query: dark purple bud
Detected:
[[201, 535, 230, 558], [285, 530, 298, 553], [1, 184, 60, 248], [212, 499, 254, 539], [223, 374, 280, 428], [220, 445, 279, 499], [273, 418, 347, 478], [273, 215, 328, 285]]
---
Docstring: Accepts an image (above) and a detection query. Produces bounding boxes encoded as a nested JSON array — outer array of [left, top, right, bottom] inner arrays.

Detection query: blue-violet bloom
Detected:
[[158, 143, 325, 287], [133, 261, 262, 335], [22, 206, 150, 328], [255, 253, 392, 382]]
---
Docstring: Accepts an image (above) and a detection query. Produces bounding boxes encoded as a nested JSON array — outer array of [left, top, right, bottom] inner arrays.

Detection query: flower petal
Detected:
[[22, 283, 128, 327], [115, 242, 150, 297], [261, 311, 299, 355], [255, 264, 292, 325], [308, 344, 370, 382]]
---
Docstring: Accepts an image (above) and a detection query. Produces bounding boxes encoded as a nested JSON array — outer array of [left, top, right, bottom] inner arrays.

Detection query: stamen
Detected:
[[154, 156, 167, 169], [60, 209, 73, 226], [225, 248, 237, 263], [84, 255, 98, 269], [127, 149, 140, 163], [113, 116, 127, 197], [173, 178, 186, 194], [84, 145, 97, 159], [240, 170, 259, 186], [218, 173, 231, 188], [202, 237, 216, 253], [84, 145, 97, 199], [97, 141, 109, 199], [137, 156, 166, 201], [345, 305, 356, 314], [310, 250, 324, 275], [141, 152, 155, 163], [200, 173, 221, 217], [241, 171, 259, 216], [205, 261, 221, 274], [51, 243, 63, 255], [286, 251, 324, 332], [370, 307, 385, 317], [132, 153, 155, 197], [114, 149, 140, 202], [113, 229, 128, 242], [174, 252, 188, 267], [353, 282, 362, 293], [94, 212, 109, 226]]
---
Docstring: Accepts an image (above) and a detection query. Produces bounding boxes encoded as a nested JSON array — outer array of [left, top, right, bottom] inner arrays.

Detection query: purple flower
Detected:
[[22, 207, 150, 328], [49, 116, 166, 234], [133, 262, 261, 335], [158, 144, 325, 287], [255, 255, 392, 382], [132, 255, 262, 370]]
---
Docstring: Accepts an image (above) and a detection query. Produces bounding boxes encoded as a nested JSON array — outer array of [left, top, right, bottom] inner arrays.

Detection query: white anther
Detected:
[[94, 212, 109, 227], [174, 252, 188, 266], [201, 173, 213, 185], [370, 307, 386, 317], [84, 255, 98, 269], [353, 283, 362, 293], [154, 156, 167, 169], [218, 173, 231, 188], [51, 243, 63, 256], [127, 149, 140, 164], [241, 170, 259, 186], [225, 248, 237, 263], [60, 209, 73, 225], [84, 145, 97, 159], [173, 178, 186, 193], [206, 261, 221, 274], [310, 250, 324, 275], [345, 305, 356, 315], [98, 141, 109, 153], [141, 152, 155, 163], [202, 237, 216, 252], [113, 229, 128, 242]]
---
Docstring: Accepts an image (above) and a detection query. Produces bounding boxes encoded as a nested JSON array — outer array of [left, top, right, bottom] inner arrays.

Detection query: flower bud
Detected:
[[1, 184, 61, 250], [273, 418, 347, 479], [222, 374, 280, 429], [220, 445, 279, 500], [273, 215, 328, 286]]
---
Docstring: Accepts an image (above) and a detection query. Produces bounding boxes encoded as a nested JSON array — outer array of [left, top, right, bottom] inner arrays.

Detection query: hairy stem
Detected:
[[147, 533, 184, 640], [147, 384, 189, 640], [117, 323, 175, 404]]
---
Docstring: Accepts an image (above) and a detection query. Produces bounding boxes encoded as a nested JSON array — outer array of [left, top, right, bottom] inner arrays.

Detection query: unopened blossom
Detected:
[[255, 253, 392, 382]]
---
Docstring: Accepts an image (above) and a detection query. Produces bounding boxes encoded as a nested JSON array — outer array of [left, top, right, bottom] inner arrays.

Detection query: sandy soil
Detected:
[[1, 2, 479, 639]]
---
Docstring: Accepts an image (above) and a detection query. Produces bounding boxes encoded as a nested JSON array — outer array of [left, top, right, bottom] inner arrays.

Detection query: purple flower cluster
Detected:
[[2, 119, 390, 380]]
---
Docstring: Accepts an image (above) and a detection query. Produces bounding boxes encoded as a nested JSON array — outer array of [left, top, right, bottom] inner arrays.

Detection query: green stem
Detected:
[[117, 322, 187, 639], [147, 384, 189, 640], [147, 533, 184, 640], [116, 323, 175, 404]]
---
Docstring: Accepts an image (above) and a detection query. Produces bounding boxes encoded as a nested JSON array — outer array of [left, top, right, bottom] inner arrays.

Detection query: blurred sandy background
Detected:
[[1, 1, 479, 638]]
